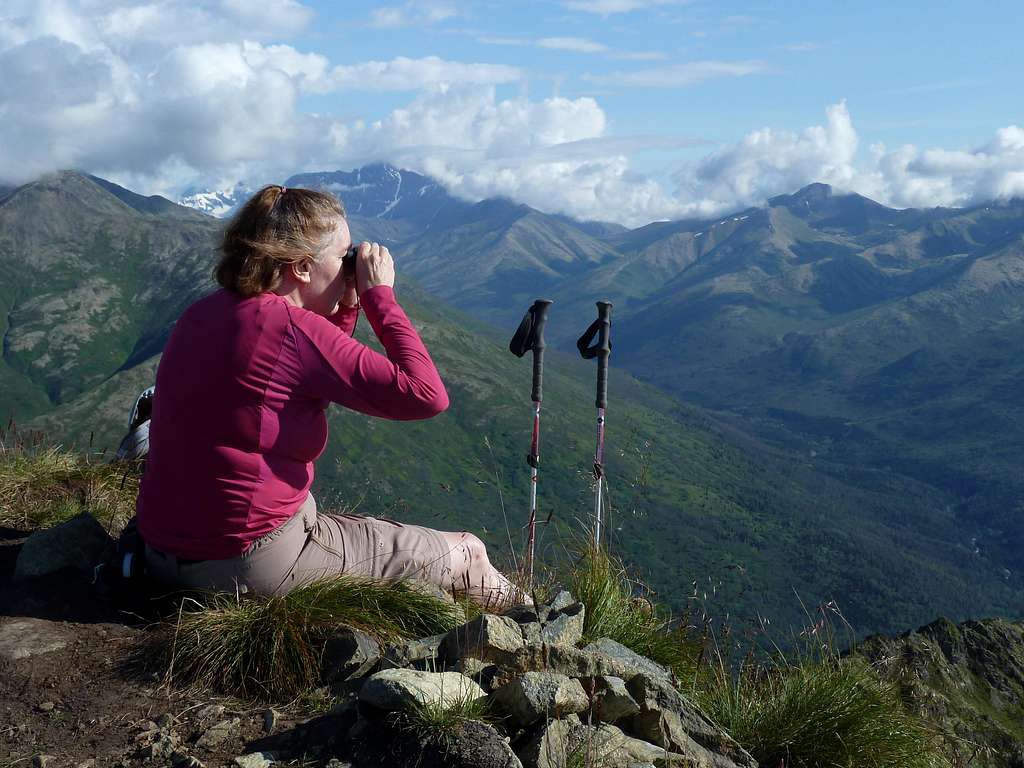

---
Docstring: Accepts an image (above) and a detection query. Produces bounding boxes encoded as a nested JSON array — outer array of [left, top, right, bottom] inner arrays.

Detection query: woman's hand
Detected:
[[355, 241, 396, 294]]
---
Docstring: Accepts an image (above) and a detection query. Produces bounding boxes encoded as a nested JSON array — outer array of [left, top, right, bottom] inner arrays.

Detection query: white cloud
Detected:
[[672, 101, 1024, 214], [326, 56, 524, 91], [368, 1, 457, 28], [563, 0, 689, 15], [585, 60, 768, 88], [537, 37, 609, 53], [1, 2, 1022, 228], [676, 100, 860, 212]]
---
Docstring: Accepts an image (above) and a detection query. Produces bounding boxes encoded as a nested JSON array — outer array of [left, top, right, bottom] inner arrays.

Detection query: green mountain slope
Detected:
[[3, 173, 1021, 637]]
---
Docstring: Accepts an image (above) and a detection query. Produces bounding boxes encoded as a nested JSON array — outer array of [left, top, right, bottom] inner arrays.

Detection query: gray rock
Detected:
[[440, 614, 525, 665], [0, 619, 69, 660], [137, 730, 181, 760], [492, 671, 590, 727], [323, 627, 381, 681], [196, 717, 241, 749], [193, 704, 225, 722], [627, 675, 742, 753], [628, 708, 755, 768], [382, 633, 446, 670], [583, 639, 673, 683], [233, 753, 275, 768], [593, 676, 641, 723], [619, 734, 671, 762], [566, 723, 628, 763], [516, 718, 573, 768], [546, 590, 577, 615], [539, 602, 585, 647], [13, 513, 114, 580], [359, 669, 486, 711], [510, 643, 642, 680], [444, 720, 523, 768], [37, 701, 55, 712], [456, 657, 500, 691]]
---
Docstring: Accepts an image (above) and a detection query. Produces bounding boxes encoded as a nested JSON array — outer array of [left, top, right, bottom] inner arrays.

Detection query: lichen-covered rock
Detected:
[[13, 513, 114, 581], [440, 614, 525, 665], [359, 669, 486, 711], [0, 619, 69, 660], [492, 672, 590, 727], [592, 675, 641, 723], [583, 639, 673, 683], [233, 753, 275, 768], [516, 718, 573, 768], [382, 633, 446, 670], [195, 718, 241, 750], [625, 674, 756, 768], [509, 642, 640, 681], [538, 601, 585, 646]]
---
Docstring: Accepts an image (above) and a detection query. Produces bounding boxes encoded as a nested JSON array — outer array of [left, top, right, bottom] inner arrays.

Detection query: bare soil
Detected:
[[0, 528, 343, 768]]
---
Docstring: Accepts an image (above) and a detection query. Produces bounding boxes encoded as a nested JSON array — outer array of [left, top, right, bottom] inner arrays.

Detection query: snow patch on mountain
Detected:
[[179, 184, 252, 218]]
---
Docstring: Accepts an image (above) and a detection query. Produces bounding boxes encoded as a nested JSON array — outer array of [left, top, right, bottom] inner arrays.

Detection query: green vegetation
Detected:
[[569, 542, 700, 681], [0, 426, 137, 532], [156, 576, 463, 701], [697, 645, 947, 768]]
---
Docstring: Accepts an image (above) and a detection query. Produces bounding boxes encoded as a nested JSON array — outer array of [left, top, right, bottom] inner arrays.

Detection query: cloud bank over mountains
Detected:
[[2, 0, 1023, 226]]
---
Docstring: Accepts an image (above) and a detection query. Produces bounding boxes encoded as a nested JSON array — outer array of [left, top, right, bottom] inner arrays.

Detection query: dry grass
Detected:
[[0, 425, 139, 534]]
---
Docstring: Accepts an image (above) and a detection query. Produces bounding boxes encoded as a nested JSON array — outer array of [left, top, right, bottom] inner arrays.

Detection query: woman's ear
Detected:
[[289, 259, 312, 284]]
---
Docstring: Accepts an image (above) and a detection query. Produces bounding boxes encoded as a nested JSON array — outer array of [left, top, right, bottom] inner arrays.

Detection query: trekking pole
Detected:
[[577, 301, 612, 547], [509, 299, 553, 588]]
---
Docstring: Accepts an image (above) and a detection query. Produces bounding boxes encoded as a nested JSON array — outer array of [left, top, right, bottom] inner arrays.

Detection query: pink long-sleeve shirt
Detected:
[[137, 285, 448, 560]]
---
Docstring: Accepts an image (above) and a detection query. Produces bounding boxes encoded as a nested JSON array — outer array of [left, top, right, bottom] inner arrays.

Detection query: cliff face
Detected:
[[857, 617, 1024, 768]]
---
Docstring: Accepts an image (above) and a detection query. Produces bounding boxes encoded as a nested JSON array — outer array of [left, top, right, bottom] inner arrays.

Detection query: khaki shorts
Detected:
[[145, 494, 455, 596]]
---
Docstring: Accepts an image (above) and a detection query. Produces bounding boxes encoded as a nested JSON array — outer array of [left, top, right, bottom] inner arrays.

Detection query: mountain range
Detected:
[[2, 168, 1022, 638], [278, 167, 1024, 585]]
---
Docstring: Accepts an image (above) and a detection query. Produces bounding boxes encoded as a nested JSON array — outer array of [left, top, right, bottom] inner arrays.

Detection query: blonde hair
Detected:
[[215, 185, 346, 296]]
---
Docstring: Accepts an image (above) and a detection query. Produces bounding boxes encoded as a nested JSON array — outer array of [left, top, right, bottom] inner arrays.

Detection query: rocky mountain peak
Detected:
[[768, 182, 834, 211]]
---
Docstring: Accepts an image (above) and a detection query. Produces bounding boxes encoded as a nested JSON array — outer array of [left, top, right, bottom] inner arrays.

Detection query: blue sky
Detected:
[[1, 0, 1022, 224]]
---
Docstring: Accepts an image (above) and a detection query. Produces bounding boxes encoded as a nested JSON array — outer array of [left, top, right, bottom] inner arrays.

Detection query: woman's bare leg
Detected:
[[439, 531, 530, 608]]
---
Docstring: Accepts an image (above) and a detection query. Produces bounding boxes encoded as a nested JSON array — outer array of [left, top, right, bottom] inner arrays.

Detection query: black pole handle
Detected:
[[509, 299, 554, 403], [577, 301, 613, 409]]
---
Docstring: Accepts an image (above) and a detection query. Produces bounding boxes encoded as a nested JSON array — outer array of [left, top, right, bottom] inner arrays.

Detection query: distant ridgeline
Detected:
[[857, 616, 1024, 768], [0, 169, 1021, 638]]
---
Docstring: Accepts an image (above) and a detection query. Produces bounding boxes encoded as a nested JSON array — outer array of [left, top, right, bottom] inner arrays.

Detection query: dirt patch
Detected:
[[0, 531, 335, 767]]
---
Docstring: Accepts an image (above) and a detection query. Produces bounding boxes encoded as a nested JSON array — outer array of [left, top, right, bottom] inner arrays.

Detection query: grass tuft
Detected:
[[569, 543, 700, 681], [0, 427, 138, 533], [156, 576, 464, 701], [697, 648, 948, 768], [404, 692, 495, 752]]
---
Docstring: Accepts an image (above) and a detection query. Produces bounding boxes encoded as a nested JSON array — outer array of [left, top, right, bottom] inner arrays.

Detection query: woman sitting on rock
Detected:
[[136, 185, 521, 606]]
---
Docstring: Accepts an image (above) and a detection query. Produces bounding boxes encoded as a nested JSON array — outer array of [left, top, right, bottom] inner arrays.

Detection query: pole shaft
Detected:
[[525, 401, 541, 586], [593, 407, 606, 546]]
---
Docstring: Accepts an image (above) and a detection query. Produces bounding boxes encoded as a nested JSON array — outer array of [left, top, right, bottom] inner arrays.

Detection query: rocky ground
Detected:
[[0, 514, 755, 768]]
